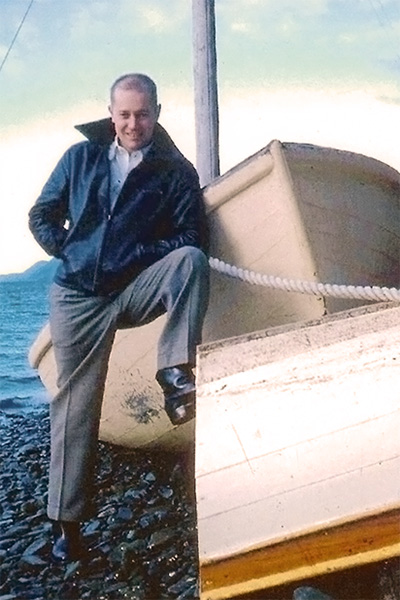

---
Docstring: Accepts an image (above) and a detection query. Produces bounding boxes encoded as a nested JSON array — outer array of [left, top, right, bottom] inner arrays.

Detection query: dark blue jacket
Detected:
[[29, 122, 208, 296]]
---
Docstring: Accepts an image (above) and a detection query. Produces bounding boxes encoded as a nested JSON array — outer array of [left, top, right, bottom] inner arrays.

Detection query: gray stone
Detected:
[[293, 586, 335, 600]]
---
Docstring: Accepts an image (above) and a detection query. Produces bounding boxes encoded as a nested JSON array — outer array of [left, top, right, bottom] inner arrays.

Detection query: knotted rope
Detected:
[[209, 257, 400, 303]]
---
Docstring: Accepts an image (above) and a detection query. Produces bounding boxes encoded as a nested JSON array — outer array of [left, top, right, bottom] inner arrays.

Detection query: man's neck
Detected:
[[115, 137, 153, 157]]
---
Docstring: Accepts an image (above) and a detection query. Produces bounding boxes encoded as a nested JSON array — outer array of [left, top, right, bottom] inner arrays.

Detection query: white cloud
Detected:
[[338, 33, 358, 44], [127, 0, 187, 33], [138, 6, 170, 32], [278, 16, 300, 36], [270, 0, 328, 15], [69, 3, 111, 41], [231, 22, 252, 33], [221, 0, 328, 20]]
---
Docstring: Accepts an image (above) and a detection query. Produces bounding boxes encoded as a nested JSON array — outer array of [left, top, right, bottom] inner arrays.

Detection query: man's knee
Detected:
[[172, 246, 209, 273]]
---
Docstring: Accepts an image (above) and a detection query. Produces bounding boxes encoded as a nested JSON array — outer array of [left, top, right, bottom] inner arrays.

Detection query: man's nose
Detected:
[[127, 115, 137, 129]]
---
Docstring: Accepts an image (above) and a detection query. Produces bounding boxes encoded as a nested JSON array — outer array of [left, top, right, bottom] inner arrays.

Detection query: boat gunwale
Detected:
[[199, 504, 400, 599], [204, 140, 400, 214]]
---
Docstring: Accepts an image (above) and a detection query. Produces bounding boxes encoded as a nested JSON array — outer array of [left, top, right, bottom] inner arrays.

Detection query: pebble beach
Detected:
[[0, 407, 199, 600]]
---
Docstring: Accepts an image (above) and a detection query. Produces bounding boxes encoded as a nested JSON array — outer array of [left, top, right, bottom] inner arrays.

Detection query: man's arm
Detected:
[[28, 154, 70, 258]]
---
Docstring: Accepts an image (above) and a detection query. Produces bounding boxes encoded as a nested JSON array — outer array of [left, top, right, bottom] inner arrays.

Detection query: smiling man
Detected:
[[109, 76, 161, 152], [28, 73, 209, 563]]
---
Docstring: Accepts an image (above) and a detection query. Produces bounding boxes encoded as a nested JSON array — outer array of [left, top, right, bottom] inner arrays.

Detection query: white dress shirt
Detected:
[[108, 138, 151, 210]]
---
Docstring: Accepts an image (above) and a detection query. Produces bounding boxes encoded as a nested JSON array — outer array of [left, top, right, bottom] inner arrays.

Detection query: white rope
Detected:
[[209, 257, 400, 303]]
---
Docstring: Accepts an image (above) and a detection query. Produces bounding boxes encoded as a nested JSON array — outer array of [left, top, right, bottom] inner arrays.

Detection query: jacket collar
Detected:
[[74, 118, 185, 163]]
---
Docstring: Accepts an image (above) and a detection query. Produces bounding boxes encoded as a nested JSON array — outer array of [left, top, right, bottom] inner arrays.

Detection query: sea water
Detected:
[[0, 280, 51, 414]]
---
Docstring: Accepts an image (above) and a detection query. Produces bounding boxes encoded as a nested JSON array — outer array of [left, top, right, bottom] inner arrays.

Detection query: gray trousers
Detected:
[[47, 247, 209, 521]]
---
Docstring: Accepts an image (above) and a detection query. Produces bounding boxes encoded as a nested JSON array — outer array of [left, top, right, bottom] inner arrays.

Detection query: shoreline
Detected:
[[0, 407, 199, 600]]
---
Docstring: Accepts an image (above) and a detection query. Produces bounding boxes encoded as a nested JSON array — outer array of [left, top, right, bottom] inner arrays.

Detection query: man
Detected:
[[28, 73, 210, 562]]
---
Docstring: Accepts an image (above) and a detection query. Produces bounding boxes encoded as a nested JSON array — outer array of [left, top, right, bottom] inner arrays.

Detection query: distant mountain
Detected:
[[0, 259, 60, 283]]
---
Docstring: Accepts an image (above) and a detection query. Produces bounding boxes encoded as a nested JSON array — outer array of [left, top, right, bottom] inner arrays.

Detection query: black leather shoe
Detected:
[[51, 520, 82, 563], [156, 365, 196, 425]]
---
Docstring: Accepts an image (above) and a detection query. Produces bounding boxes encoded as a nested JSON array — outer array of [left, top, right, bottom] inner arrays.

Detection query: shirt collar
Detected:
[[108, 137, 152, 161]]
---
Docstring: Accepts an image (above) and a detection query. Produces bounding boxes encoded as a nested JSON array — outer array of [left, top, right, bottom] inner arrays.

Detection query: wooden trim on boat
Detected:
[[204, 146, 274, 212], [200, 508, 400, 600]]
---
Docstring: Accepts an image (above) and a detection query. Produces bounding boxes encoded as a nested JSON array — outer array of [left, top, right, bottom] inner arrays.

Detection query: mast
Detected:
[[192, 0, 220, 187]]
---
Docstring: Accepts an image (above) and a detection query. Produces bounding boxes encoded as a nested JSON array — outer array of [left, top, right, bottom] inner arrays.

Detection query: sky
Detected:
[[1, 0, 400, 274]]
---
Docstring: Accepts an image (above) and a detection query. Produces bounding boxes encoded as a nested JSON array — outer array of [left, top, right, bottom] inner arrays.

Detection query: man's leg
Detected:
[[118, 246, 210, 367], [48, 284, 117, 524], [117, 247, 210, 423]]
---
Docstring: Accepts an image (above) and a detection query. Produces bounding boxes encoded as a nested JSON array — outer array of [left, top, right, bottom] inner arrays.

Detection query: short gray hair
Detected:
[[110, 73, 158, 108]]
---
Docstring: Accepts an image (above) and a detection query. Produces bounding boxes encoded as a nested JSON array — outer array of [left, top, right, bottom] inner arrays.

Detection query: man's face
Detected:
[[109, 87, 160, 153]]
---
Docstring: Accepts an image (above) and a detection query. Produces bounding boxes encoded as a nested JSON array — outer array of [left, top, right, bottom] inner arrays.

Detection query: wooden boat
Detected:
[[29, 138, 400, 448], [195, 301, 400, 599]]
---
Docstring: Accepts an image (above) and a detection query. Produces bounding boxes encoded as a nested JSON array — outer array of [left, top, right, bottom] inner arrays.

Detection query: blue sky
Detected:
[[1, 0, 400, 273]]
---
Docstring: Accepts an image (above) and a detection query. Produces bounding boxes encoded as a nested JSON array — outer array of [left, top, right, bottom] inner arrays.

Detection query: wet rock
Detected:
[[20, 499, 39, 515], [123, 487, 146, 502], [83, 519, 101, 535], [148, 527, 177, 551], [22, 537, 48, 557], [16, 443, 37, 457], [168, 574, 198, 597], [97, 505, 116, 519], [293, 587, 335, 600], [63, 560, 82, 580], [159, 485, 174, 499], [142, 471, 157, 485], [138, 506, 170, 530], [8, 539, 27, 555], [19, 553, 47, 571], [115, 506, 133, 522], [2, 523, 29, 538]]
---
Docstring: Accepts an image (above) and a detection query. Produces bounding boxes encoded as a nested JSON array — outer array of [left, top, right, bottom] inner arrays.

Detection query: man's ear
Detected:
[[108, 104, 114, 120], [156, 104, 161, 120]]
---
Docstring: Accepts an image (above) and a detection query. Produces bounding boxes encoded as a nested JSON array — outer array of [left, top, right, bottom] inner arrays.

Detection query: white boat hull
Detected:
[[196, 302, 400, 598]]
